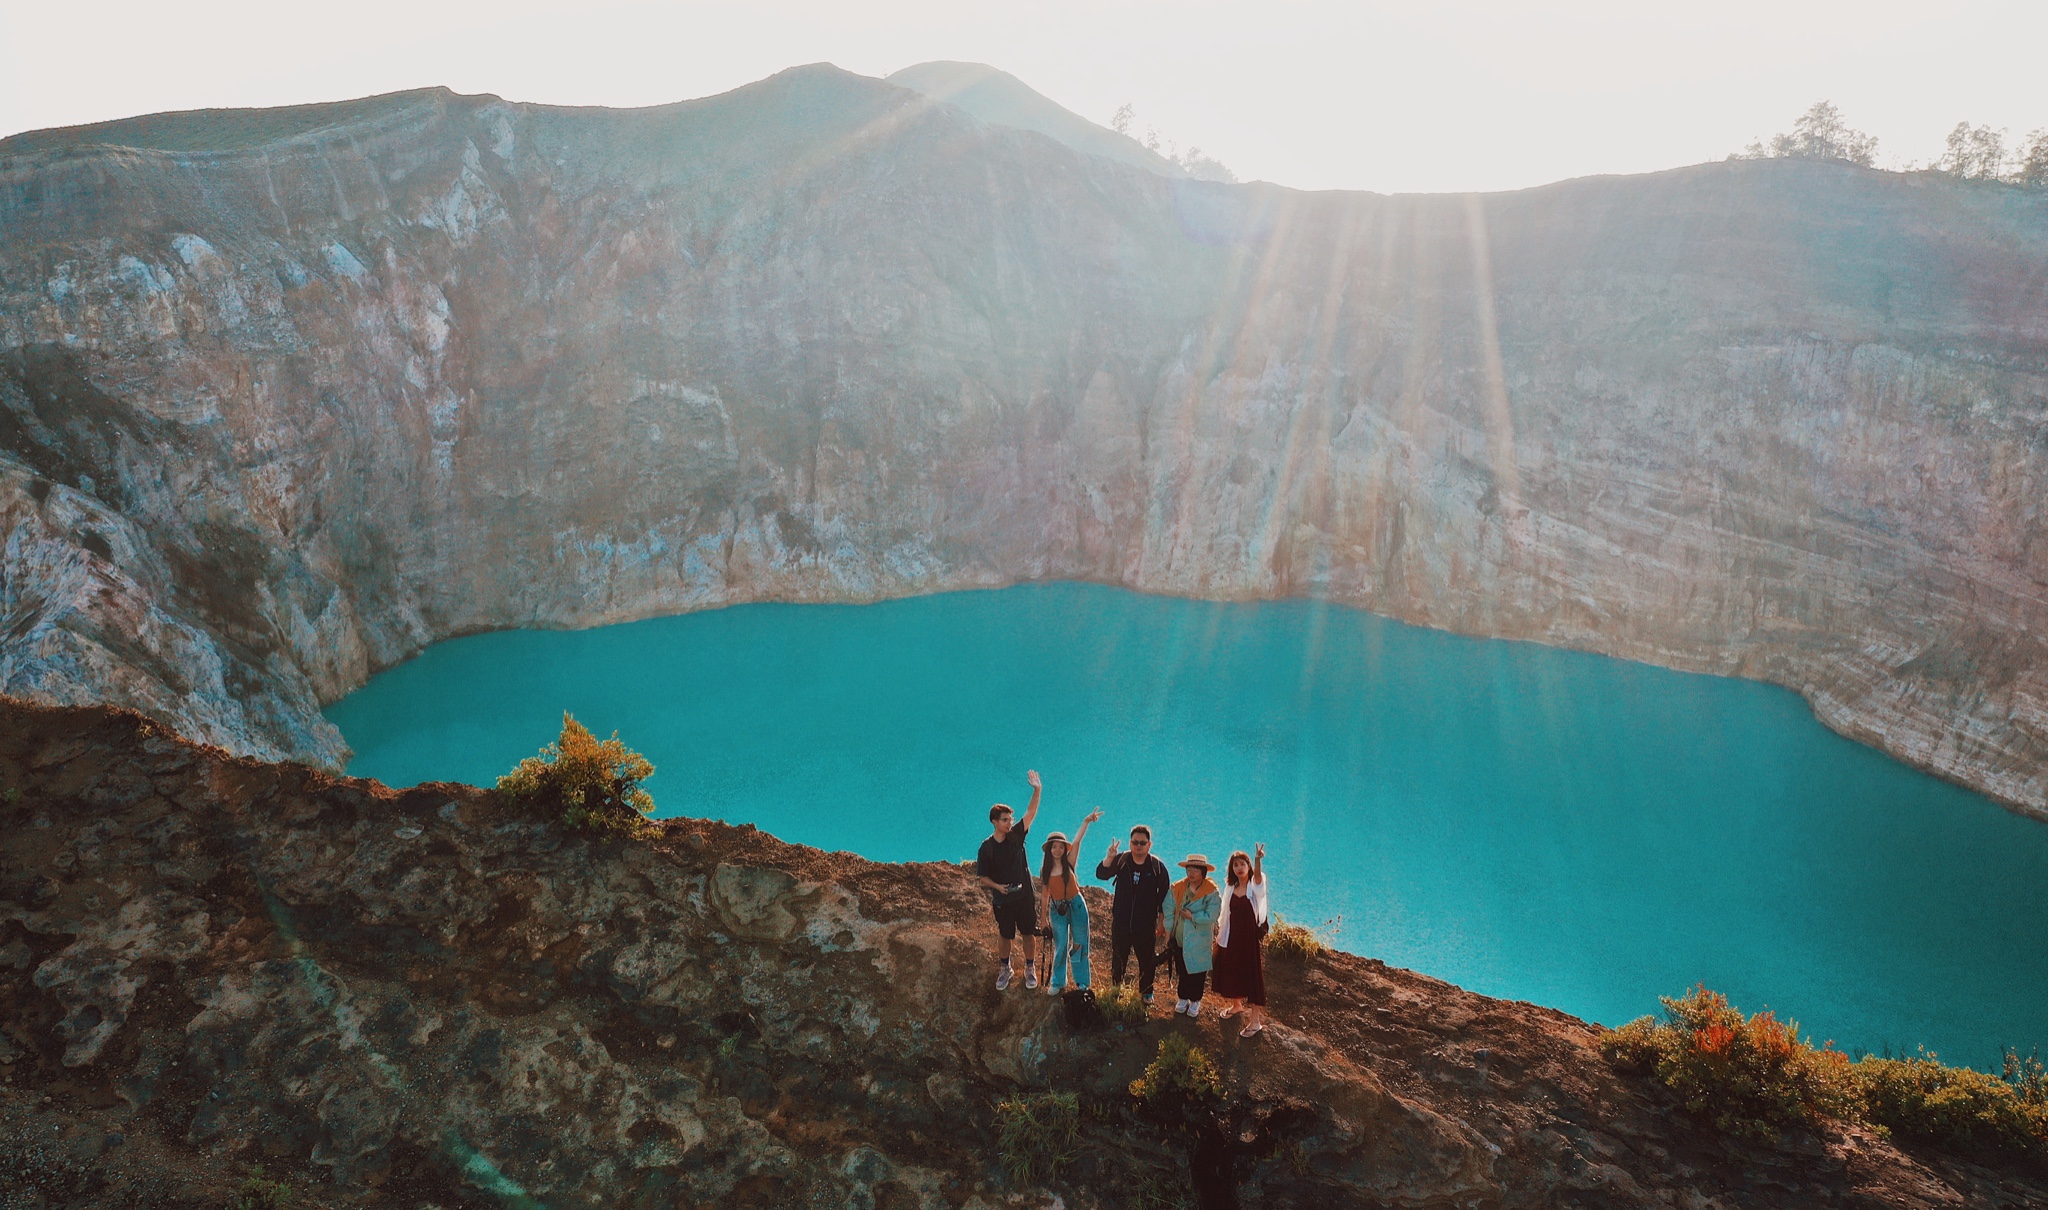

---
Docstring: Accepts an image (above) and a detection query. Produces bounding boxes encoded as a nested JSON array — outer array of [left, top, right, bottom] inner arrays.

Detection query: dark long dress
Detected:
[[1211, 891, 1266, 1006]]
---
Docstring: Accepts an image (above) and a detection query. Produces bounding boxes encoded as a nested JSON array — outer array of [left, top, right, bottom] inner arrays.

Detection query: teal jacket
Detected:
[[1161, 879, 1221, 974]]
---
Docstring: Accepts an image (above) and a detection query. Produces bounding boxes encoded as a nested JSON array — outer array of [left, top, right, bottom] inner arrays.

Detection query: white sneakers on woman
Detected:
[[1173, 999, 1188, 1014]]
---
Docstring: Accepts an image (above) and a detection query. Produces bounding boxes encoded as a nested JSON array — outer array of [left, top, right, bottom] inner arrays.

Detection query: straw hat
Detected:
[[1041, 832, 1070, 850], [1177, 853, 1213, 871]]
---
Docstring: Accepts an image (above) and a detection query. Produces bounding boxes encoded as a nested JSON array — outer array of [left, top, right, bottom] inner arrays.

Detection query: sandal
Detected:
[[1218, 1004, 1239, 1020], [1239, 1021, 1264, 1038]]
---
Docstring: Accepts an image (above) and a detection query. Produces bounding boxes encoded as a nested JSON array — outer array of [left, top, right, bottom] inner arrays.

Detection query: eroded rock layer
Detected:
[[1, 69, 2046, 813], [4, 699, 2044, 1208]]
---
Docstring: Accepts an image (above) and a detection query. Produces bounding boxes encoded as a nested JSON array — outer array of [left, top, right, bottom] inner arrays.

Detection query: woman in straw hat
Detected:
[[1038, 808, 1104, 994], [1161, 853, 1222, 1016]]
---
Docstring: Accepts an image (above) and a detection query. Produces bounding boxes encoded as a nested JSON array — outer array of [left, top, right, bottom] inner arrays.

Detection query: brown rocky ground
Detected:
[[1, 697, 2043, 1209]]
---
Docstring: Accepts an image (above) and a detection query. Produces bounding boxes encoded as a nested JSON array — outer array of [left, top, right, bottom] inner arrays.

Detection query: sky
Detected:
[[2, 1, 2043, 194]]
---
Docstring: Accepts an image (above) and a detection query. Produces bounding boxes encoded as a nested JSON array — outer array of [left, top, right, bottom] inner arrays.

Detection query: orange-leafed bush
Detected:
[[1601, 985, 1859, 1138], [1606, 986, 2048, 1164], [497, 713, 657, 837]]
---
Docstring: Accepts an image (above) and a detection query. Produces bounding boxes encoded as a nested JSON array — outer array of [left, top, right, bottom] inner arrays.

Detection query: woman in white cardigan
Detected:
[[1210, 842, 1269, 1037]]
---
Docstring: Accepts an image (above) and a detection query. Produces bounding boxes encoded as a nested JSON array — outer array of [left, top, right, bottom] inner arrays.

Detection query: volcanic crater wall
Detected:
[[2, 67, 2047, 815]]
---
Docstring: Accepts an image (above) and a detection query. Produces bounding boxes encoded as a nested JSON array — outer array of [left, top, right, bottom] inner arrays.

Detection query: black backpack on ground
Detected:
[[1062, 987, 1107, 1033]]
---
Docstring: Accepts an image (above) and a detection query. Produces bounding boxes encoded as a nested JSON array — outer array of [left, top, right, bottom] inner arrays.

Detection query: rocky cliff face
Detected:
[[4, 699, 2044, 1208], [2, 68, 2046, 816]]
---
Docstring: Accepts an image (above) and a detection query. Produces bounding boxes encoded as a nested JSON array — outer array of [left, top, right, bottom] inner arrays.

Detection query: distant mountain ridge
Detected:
[[886, 60, 1189, 177], [1, 62, 1199, 182], [0, 88, 455, 158]]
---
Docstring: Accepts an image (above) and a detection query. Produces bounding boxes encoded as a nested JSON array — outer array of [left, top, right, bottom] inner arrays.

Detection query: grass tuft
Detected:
[[227, 1165, 292, 1210], [994, 1090, 1080, 1187], [1098, 982, 1150, 1028], [1266, 913, 1340, 962], [1132, 1166, 1195, 1209]]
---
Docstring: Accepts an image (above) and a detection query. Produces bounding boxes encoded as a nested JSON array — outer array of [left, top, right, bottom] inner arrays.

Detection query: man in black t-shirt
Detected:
[[975, 769, 1042, 991]]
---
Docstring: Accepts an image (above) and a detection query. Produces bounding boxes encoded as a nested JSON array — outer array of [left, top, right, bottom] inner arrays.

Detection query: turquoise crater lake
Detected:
[[328, 583, 2048, 1067]]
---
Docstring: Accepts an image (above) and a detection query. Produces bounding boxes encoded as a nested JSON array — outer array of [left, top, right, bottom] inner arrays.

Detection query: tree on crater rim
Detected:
[[496, 712, 657, 837]]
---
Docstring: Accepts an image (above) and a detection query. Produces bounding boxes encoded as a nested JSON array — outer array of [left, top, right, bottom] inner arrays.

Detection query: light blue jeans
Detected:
[[1048, 895, 1091, 989]]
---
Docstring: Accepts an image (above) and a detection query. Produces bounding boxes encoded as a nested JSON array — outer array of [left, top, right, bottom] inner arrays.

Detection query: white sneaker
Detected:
[[1025, 965, 1039, 990], [996, 964, 1013, 991], [1187, 1000, 1202, 1018], [1174, 999, 1188, 1015]]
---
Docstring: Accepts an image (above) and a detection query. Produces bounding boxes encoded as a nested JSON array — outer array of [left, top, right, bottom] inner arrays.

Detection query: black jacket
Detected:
[[1095, 852, 1171, 932]]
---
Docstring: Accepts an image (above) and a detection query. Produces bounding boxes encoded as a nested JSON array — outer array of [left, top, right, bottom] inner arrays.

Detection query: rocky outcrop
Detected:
[[2, 67, 2046, 815], [3, 698, 2043, 1208]]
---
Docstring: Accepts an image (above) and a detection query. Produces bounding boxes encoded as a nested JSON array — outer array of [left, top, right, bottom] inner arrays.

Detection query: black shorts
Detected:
[[990, 890, 1036, 940]]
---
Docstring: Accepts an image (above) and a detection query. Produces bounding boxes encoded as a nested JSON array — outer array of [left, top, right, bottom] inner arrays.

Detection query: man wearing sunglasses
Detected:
[[1096, 824, 1171, 1003]]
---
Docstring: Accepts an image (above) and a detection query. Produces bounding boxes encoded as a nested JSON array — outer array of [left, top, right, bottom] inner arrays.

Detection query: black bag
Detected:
[[1061, 987, 1107, 1033]]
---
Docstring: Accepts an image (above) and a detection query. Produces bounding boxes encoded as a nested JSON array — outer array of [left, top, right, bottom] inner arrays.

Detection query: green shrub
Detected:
[[1855, 1050, 2048, 1163], [2006, 1047, 2048, 1107], [1098, 982, 1150, 1028], [994, 1090, 1079, 1187], [1600, 985, 1858, 1138], [1267, 913, 1339, 962], [1130, 1034, 1222, 1105], [227, 1166, 291, 1210], [497, 713, 656, 837]]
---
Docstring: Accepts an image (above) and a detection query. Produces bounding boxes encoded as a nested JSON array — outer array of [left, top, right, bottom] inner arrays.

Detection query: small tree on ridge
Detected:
[[497, 712, 656, 837], [1938, 122, 2007, 180], [1739, 100, 1879, 166], [2014, 129, 2048, 187]]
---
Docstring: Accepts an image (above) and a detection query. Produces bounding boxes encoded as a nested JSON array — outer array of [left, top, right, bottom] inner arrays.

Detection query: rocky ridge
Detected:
[[4, 697, 2046, 1208], [1, 67, 2047, 816], [884, 62, 1188, 178]]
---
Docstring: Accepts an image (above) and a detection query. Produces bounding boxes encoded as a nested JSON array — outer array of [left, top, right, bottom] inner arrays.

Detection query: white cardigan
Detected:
[[1213, 877, 1269, 949]]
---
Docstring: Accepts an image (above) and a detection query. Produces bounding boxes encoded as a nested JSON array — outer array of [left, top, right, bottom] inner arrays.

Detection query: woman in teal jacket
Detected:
[[1161, 854, 1221, 1017]]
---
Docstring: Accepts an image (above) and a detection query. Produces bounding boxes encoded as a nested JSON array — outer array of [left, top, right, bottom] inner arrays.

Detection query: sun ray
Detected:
[[1385, 196, 1442, 616], [1462, 192, 1527, 561]]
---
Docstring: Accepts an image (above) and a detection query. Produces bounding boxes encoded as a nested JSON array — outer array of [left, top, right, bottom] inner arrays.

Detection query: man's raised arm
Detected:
[[1020, 769, 1042, 829], [1096, 836, 1122, 880]]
